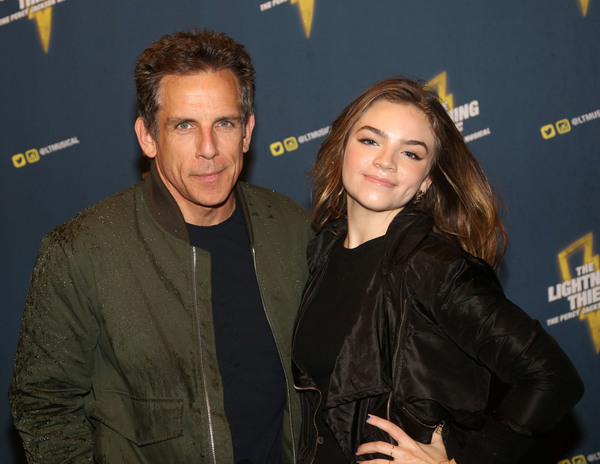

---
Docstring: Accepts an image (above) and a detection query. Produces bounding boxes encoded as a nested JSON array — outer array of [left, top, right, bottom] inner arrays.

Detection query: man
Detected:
[[9, 30, 312, 464]]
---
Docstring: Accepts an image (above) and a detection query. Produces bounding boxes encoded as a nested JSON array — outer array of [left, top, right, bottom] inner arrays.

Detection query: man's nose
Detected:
[[196, 129, 218, 159]]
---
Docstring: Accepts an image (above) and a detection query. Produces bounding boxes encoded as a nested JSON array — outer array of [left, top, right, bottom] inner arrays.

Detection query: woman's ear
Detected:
[[420, 175, 433, 193]]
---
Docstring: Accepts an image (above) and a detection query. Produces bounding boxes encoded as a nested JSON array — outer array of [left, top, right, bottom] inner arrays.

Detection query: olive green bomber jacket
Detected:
[[9, 164, 312, 463]]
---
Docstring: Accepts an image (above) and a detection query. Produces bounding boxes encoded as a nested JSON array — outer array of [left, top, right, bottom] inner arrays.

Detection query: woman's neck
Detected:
[[345, 208, 400, 249]]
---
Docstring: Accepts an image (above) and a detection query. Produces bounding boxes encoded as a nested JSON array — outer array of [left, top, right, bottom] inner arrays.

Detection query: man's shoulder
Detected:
[[46, 182, 143, 246], [238, 181, 309, 219]]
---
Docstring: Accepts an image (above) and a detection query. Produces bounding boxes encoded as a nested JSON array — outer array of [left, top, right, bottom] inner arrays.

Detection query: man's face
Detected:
[[135, 69, 254, 226]]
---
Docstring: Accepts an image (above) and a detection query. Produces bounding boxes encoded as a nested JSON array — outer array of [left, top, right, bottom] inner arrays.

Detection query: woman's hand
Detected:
[[355, 414, 455, 464]]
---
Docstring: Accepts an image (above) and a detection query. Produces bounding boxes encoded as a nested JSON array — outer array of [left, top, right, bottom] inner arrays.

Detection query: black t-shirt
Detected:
[[187, 205, 286, 464], [294, 235, 384, 463]]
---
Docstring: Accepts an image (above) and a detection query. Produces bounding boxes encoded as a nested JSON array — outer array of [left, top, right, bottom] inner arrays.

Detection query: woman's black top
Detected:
[[294, 235, 384, 463]]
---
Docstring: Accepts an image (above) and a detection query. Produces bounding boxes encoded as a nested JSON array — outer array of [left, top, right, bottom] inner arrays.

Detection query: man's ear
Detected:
[[242, 113, 256, 153], [135, 117, 157, 159]]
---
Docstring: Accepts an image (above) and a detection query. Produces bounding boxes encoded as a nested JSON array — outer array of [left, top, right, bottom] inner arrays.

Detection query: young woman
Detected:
[[292, 78, 584, 464]]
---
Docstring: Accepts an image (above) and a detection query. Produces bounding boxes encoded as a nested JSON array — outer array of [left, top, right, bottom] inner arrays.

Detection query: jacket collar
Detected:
[[381, 207, 434, 274], [306, 218, 345, 273], [309, 207, 434, 274], [142, 161, 251, 244], [143, 161, 189, 242]]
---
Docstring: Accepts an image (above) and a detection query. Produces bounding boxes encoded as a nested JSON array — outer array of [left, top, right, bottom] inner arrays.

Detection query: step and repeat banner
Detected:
[[1, 1, 598, 462]]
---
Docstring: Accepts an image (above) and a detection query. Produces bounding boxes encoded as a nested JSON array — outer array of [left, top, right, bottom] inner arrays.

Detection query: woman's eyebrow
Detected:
[[357, 125, 429, 153]]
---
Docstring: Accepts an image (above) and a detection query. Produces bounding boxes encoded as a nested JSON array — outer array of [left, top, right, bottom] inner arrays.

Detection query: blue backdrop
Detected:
[[1, 1, 598, 462]]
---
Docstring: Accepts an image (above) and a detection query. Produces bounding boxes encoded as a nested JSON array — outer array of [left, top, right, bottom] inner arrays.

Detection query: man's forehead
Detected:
[[159, 70, 240, 93], [156, 70, 242, 113]]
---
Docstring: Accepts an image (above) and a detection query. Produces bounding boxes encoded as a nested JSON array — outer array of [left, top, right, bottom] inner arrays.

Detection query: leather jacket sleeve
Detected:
[[421, 254, 584, 463]]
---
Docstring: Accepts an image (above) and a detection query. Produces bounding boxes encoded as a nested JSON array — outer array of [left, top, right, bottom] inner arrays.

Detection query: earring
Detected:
[[413, 190, 425, 203]]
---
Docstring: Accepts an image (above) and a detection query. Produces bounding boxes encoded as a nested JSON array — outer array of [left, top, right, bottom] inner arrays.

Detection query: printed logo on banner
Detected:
[[269, 126, 329, 157], [425, 72, 492, 144], [558, 456, 587, 464], [546, 232, 600, 354], [541, 124, 557, 139], [579, 0, 590, 16], [10, 136, 80, 168], [259, 0, 315, 38], [540, 109, 600, 140], [559, 452, 600, 464], [270, 141, 285, 157], [0, 0, 70, 53], [12, 149, 40, 168]]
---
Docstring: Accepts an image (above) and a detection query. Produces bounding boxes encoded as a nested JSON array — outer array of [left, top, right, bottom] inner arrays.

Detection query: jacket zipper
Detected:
[[192, 247, 217, 464], [292, 253, 331, 463], [400, 405, 444, 430], [292, 385, 322, 464], [252, 247, 297, 463]]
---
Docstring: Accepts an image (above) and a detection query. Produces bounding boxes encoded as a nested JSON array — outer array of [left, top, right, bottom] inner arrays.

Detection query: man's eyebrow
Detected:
[[357, 125, 430, 153], [166, 117, 196, 126], [165, 115, 244, 126], [216, 115, 243, 124]]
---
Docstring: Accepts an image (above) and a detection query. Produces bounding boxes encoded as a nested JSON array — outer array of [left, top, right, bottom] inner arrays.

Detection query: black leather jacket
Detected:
[[292, 208, 583, 464]]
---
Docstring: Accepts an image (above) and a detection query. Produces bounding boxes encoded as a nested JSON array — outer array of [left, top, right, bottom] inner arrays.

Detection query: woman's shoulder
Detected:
[[407, 230, 497, 282]]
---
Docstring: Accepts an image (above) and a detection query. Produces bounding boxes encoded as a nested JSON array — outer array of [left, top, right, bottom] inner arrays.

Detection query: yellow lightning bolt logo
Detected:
[[291, 0, 314, 38], [558, 233, 600, 354], [426, 71, 454, 111], [28, 6, 53, 53], [579, 0, 590, 16]]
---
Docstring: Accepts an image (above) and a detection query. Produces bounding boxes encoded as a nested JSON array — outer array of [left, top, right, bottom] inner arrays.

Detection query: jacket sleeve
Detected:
[[430, 256, 584, 463], [9, 230, 99, 463]]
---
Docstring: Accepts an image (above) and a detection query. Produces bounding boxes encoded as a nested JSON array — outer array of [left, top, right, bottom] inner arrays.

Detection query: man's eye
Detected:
[[177, 122, 192, 130], [217, 120, 234, 128]]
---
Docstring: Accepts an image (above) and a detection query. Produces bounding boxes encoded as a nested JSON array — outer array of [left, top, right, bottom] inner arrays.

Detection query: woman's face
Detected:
[[342, 100, 435, 220]]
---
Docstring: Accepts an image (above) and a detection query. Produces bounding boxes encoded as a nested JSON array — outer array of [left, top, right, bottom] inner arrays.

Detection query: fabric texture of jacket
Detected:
[[9, 162, 312, 464], [293, 207, 584, 464]]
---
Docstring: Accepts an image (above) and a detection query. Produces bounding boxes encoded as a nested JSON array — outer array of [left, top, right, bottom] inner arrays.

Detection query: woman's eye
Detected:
[[358, 138, 377, 146], [404, 151, 422, 160]]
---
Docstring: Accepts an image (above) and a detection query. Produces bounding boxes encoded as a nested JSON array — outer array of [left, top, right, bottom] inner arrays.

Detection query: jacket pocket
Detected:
[[89, 390, 184, 446], [391, 404, 443, 444]]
